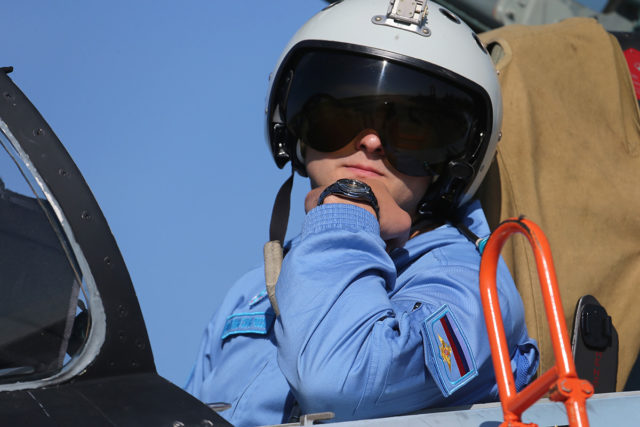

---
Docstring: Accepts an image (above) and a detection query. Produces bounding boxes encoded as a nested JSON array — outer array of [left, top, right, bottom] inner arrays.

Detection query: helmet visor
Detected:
[[283, 50, 488, 177]]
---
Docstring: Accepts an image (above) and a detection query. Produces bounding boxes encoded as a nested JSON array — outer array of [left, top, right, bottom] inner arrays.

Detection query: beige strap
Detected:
[[264, 240, 283, 317], [263, 171, 294, 317]]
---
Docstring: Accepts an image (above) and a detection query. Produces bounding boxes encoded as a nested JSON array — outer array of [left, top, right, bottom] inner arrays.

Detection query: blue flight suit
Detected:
[[186, 201, 538, 426]]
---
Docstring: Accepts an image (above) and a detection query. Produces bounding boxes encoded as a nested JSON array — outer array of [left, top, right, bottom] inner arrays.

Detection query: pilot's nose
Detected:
[[356, 131, 385, 156]]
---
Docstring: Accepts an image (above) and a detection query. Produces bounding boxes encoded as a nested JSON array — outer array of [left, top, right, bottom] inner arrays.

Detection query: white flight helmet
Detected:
[[266, 0, 502, 218]]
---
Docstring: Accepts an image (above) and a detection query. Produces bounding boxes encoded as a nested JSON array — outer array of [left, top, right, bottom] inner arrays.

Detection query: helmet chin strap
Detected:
[[264, 168, 295, 317], [418, 159, 475, 219]]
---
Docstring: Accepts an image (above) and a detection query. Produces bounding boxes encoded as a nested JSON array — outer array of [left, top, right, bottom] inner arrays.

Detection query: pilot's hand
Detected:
[[305, 179, 411, 250]]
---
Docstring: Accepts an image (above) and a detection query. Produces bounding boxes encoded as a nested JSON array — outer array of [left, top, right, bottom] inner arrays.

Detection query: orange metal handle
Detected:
[[479, 218, 593, 427]]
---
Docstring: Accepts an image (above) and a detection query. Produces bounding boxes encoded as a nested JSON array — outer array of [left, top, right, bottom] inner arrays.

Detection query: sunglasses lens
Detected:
[[288, 96, 361, 153], [380, 99, 477, 176], [282, 50, 488, 176]]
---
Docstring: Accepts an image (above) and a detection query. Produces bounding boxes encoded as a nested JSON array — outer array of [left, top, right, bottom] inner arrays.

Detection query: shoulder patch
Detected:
[[422, 304, 478, 397], [221, 311, 275, 340]]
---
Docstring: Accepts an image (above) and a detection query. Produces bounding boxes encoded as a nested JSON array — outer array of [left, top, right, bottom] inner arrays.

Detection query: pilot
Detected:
[[186, 1, 538, 425]]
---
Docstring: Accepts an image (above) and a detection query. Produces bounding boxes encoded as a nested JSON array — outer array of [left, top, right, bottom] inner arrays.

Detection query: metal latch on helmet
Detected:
[[372, 0, 430, 37]]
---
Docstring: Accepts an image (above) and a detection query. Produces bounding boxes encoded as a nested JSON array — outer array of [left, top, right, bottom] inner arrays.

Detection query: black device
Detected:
[[571, 295, 619, 393], [317, 179, 380, 219]]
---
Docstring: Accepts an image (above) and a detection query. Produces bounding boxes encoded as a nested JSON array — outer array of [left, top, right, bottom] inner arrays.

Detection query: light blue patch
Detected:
[[249, 289, 268, 307], [221, 311, 275, 340], [422, 305, 478, 398]]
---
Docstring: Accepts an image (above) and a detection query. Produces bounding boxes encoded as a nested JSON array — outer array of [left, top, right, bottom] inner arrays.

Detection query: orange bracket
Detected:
[[479, 218, 593, 427]]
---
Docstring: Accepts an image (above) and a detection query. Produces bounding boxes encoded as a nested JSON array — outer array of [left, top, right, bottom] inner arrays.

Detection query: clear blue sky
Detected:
[[2, 0, 614, 388], [5, 0, 326, 386]]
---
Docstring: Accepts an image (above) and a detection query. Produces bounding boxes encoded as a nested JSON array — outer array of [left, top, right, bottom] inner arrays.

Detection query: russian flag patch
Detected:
[[422, 305, 478, 397]]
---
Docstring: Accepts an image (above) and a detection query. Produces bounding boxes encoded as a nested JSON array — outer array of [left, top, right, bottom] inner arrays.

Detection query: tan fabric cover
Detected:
[[478, 18, 640, 390]]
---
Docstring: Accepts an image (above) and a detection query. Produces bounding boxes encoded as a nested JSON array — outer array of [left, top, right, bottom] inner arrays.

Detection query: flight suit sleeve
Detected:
[[274, 203, 537, 421], [185, 320, 216, 398]]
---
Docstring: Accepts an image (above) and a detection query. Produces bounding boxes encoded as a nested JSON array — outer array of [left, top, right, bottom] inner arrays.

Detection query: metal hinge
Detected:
[[372, 0, 430, 37], [269, 411, 335, 426], [389, 0, 428, 25], [207, 402, 231, 412]]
